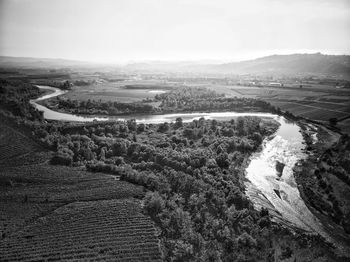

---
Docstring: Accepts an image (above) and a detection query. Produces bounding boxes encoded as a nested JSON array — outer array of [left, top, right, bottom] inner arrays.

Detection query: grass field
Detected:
[[0, 124, 162, 261], [62, 80, 176, 103]]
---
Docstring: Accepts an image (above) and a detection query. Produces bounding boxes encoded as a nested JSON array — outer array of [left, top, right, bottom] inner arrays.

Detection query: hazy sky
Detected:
[[0, 0, 349, 63]]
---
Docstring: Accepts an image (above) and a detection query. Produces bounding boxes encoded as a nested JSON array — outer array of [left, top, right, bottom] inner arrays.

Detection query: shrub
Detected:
[[51, 147, 74, 166], [144, 192, 165, 218]]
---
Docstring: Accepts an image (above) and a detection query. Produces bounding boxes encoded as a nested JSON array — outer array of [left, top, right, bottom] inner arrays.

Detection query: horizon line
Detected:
[[1, 51, 349, 66]]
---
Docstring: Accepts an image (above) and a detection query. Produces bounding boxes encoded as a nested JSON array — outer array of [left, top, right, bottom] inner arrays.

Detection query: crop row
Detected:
[[0, 165, 144, 202], [0, 126, 39, 161], [1, 243, 161, 261], [0, 199, 162, 261]]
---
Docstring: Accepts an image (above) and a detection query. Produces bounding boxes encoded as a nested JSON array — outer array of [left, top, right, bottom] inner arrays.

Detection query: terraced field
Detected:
[[0, 199, 162, 261], [0, 164, 146, 240], [0, 164, 145, 203], [0, 124, 162, 261], [0, 164, 161, 261]]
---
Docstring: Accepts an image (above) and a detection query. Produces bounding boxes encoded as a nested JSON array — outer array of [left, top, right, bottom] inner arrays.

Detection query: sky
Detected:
[[0, 0, 349, 63]]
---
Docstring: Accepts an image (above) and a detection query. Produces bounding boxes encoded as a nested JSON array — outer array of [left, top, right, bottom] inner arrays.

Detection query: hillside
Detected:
[[124, 53, 350, 78], [213, 53, 350, 77]]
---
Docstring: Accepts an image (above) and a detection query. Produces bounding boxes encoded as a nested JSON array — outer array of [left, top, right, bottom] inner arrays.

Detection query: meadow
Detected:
[[61, 80, 176, 103]]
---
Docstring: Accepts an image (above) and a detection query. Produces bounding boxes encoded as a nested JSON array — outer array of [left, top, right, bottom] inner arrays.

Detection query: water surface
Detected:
[[30, 86, 108, 122]]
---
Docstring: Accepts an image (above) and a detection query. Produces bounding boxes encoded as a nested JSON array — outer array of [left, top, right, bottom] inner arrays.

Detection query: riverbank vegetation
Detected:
[[0, 80, 44, 120], [295, 126, 350, 236]]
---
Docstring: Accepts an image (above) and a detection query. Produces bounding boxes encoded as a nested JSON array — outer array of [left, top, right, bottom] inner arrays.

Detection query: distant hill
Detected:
[[123, 53, 350, 78], [1, 53, 350, 78], [0, 56, 95, 69], [211, 53, 350, 77]]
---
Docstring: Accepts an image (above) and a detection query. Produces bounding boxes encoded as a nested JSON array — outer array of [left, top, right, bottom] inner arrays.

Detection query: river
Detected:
[[245, 117, 328, 232], [30, 85, 346, 253], [30, 86, 109, 122]]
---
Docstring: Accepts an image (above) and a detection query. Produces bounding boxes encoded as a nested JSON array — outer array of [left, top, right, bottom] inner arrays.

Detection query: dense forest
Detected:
[[32, 113, 286, 261], [296, 129, 350, 234], [0, 79, 43, 120]]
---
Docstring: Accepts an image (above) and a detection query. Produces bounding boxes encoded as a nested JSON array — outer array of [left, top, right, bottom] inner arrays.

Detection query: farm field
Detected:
[[0, 199, 162, 261], [61, 80, 176, 103], [0, 164, 145, 204], [266, 100, 349, 121], [206, 84, 350, 133], [0, 163, 151, 259]]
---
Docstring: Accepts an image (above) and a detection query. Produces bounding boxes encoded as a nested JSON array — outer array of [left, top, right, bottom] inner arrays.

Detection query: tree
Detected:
[[252, 132, 263, 145], [236, 117, 247, 136], [175, 117, 183, 128], [144, 192, 165, 218], [61, 80, 72, 90], [112, 139, 128, 156], [127, 119, 137, 131], [99, 147, 106, 161], [137, 123, 145, 133], [216, 153, 230, 169], [51, 147, 74, 166], [158, 122, 170, 133], [237, 232, 257, 248], [80, 146, 95, 161], [211, 119, 218, 131]]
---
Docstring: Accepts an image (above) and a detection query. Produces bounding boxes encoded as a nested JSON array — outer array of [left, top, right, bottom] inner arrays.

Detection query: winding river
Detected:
[[30, 86, 109, 122], [30, 85, 346, 253]]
